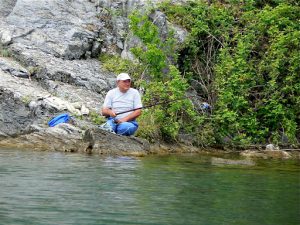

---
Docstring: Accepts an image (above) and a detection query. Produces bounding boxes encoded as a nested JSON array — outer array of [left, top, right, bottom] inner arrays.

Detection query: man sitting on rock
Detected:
[[101, 73, 142, 136]]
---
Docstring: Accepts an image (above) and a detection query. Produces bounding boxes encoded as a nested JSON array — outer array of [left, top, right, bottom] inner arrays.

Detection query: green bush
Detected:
[[161, 0, 300, 146], [214, 3, 300, 145], [129, 10, 204, 142]]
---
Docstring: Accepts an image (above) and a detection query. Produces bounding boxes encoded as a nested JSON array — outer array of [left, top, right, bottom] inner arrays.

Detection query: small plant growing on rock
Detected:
[[0, 44, 11, 57], [89, 110, 106, 125], [21, 95, 31, 105]]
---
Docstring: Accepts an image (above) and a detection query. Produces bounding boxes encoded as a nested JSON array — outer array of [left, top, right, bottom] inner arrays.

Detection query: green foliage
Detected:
[[136, 109, 162, 142], [129, 11, 167, 79], [27, 66, 41, 76], [160, 0, 234, 103], [0, 44, 11, 57], [129, 10, 204, 142], [161, 0, 299, 146], [130, 11, 160, 45], [99, 0, 299, 147], [89, 110, 106, 125], [21, 95, 31, 105], [214, 3, 300, 145], [99, 53, 144, 82]]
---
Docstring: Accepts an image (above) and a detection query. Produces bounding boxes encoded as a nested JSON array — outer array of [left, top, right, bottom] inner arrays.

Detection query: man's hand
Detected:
[[114, 118, 126, 124], [114, 109, 142, 124], [109, 110, 117, 118], [102, 107, 116, 118]]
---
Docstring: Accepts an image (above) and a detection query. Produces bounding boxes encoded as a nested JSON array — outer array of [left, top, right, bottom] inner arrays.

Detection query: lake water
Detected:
[[0, 149, 299, 225]]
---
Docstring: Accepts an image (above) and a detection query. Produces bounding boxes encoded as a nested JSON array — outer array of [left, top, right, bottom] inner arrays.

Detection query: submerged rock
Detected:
[[211, 157, 255, 166]]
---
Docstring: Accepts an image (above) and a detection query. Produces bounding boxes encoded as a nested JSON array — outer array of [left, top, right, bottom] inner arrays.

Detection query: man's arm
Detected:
[[102, 90, 116, 117], [115, 109, 142, 124]]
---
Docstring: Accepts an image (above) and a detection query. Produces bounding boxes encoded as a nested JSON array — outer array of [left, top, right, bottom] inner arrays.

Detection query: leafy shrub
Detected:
[[214, 3, 300, 145], [129, 10, 204, 142], [99, 0, 299, 147], [161, 0, 300, 146]]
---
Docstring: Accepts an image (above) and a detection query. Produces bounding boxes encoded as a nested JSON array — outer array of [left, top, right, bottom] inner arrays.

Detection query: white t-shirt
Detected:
[[103, 88, 143, 120]]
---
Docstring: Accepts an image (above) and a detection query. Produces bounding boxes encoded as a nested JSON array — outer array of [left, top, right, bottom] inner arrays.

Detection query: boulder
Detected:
[[0, 123, 87, 152], [240, 150, 292, 159], [83, 128, 150, 156]]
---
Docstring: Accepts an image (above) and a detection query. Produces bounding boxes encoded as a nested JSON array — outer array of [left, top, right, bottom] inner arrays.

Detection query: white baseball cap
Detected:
[[117, 73, 131, 81]]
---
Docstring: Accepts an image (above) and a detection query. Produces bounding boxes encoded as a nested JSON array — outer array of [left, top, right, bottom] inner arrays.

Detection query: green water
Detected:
[[0, 149, 299, 225]]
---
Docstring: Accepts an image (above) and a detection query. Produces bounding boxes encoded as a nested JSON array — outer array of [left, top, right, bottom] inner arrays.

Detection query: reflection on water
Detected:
[[0, 149, 299, 225]]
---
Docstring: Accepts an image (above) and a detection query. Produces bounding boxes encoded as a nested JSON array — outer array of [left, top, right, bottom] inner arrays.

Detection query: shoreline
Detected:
[[1, 140, 299, 160]]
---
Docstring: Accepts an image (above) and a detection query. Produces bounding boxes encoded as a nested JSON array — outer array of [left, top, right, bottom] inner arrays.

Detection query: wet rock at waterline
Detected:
[[83, 128, 150, 156], [0, 123, 87, 152], [240, 149, 292, 159], [0, 124, 150, 155]]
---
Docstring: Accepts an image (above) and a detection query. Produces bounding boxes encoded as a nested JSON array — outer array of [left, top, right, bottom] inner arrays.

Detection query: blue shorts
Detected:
[[106, 118, 139, 136]]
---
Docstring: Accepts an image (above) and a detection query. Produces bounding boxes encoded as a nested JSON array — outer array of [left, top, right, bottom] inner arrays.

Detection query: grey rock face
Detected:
[[149, 11, 169, 41], [0, 89, 32, 137], [0, 0, 17, 17], [0, 0, 188, 154], [0, 123, 89, 152], [0, 0, 114, 110], [0, 0, 113, 111], [0, 57, 29, 78], [3, 0, 102, 59]]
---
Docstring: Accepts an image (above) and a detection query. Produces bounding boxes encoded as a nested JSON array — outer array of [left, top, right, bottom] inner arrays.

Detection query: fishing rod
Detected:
[[115, 95, 202, 116], [99, 95, 210, 131]]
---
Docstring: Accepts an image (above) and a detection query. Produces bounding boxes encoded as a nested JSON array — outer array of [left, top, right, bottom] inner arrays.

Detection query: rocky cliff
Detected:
[[0, 0, 180, 154]]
